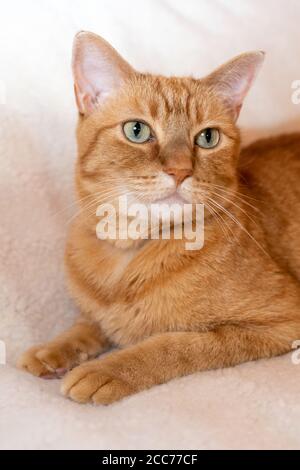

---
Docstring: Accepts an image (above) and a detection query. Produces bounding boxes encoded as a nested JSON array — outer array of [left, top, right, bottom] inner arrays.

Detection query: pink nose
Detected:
[[164, 167, 193, 186]]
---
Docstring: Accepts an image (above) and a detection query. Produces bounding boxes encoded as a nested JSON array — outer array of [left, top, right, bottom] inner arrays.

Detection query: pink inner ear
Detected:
[[228, 73, 254, 119], [72, 32, 135, 115], [208, 51, 265, 121], [73, 49, 108, 115]]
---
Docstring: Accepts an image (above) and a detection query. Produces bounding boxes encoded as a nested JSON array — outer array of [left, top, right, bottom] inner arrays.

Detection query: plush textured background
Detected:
[[1, 0, 300, 450]]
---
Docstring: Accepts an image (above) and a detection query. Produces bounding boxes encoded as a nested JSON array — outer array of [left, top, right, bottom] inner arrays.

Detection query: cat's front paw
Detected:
[[61, 359, 135, 405], [17, 343, 84, 379], [18, 346, 53, 377]]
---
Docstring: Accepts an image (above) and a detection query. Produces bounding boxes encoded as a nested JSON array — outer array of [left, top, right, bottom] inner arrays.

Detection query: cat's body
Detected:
[[19, 33, 300, 404], [241, 134, 300, 279], [64, 133, 300, 346]]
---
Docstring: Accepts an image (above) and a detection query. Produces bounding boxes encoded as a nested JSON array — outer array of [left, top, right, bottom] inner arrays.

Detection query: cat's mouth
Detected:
[[154, 192, 187, 205]]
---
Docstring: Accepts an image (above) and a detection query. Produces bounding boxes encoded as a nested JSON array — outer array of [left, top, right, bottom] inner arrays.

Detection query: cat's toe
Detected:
[[61, 362, 133, 405], [17, 346, 51, 377], [35, 347, 72, 372], [91, 379, 132, 405]]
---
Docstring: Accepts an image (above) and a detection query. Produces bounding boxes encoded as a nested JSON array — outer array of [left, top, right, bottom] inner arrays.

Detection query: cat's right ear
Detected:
[[72, 32, 135, 115]]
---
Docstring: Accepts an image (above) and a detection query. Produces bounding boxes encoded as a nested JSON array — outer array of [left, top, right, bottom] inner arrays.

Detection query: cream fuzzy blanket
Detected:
[[1, 0, 300, 450]]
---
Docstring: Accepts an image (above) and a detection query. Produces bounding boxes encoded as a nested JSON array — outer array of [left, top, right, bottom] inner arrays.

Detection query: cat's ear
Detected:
[[205, 51, 265, 121], [72, 31, 135, 115]]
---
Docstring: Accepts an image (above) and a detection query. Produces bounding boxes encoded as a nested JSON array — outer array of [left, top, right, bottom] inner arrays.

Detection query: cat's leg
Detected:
[[18, 320, 109, 378], [62, 320, 299, 404]]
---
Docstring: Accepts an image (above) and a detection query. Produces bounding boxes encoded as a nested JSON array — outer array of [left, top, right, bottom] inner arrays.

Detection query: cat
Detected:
[[18, 31, 300, 405]]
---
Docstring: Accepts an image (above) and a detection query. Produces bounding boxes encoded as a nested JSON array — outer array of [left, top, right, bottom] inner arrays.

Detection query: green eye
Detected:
[[196, 128, 220, 149], [123, 121, 152, 143]]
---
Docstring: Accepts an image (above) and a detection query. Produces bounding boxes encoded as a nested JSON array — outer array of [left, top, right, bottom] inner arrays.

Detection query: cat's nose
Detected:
[[164, 167, 193, 186]]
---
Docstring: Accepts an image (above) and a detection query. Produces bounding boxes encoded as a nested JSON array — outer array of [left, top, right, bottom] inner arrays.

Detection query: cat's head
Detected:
[[72, 32, 264, 234]]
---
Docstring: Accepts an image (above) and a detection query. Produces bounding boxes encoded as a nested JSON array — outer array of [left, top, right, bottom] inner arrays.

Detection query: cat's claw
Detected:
[[41, 368, 68, 380]]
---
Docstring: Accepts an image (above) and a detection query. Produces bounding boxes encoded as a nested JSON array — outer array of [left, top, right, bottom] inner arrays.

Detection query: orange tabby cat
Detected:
[[18, 32, 300, 405]]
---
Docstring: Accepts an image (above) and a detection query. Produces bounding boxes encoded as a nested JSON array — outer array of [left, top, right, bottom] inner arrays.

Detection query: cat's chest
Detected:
[[73, 236, 224, 345], [93, 258, 214, 346], [106, 247, 137, 285]]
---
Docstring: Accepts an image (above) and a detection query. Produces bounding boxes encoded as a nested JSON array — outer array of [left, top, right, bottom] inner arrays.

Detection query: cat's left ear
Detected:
[[72, 31, 136, 115], [205, 51, 265, 121]]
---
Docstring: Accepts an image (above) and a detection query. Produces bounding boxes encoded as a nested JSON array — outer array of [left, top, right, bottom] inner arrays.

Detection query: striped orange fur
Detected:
[[18, 32, 300, 405]]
